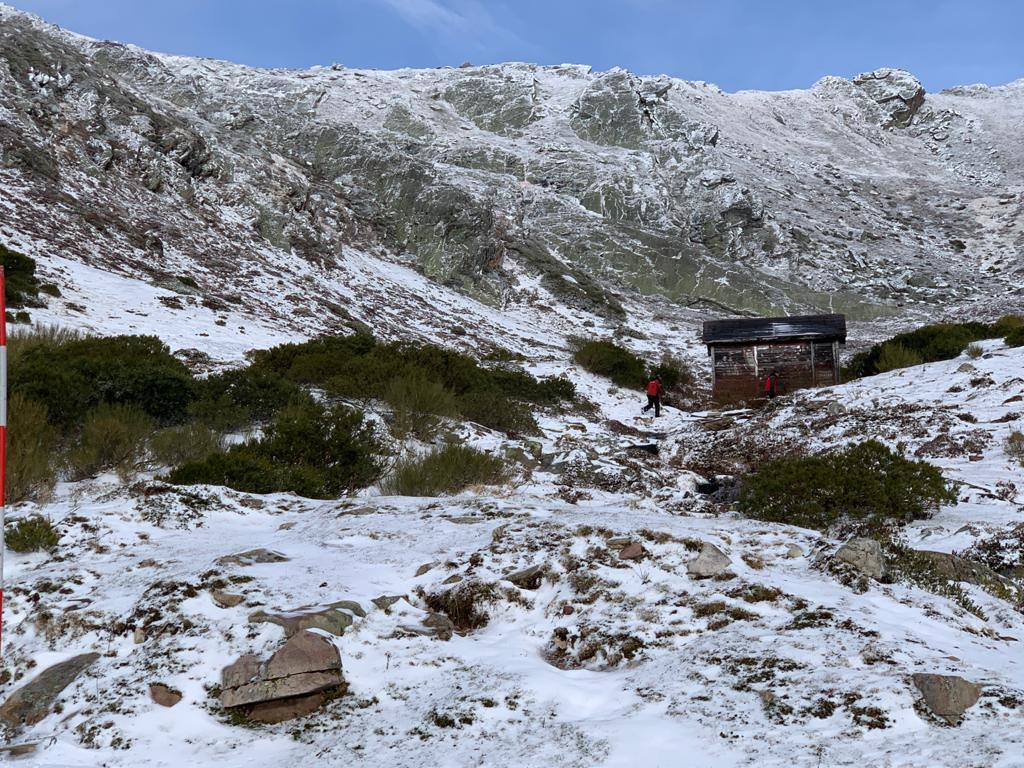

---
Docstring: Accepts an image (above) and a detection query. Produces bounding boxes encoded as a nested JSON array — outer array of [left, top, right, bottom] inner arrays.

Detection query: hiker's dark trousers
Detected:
[[642, 395, 661, 417]]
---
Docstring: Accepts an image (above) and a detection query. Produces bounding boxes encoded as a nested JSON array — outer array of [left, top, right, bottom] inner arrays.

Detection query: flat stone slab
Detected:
[[912, 673, 982, 725], [216, 548, 289, 566], [505, 564, 546, 590], [0, 652, 99, 728], [249, 600, 366, 638]]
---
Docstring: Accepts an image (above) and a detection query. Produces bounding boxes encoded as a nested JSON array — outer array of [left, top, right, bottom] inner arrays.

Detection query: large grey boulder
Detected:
[[686, 543, 731, 578], [0, 652, 99, 728], [216, 548, 289, 566], [912, 673, 982, 725], [835, 537, 888, 581], [911, 551, 1014, 594], [219, 630, 345, 723]]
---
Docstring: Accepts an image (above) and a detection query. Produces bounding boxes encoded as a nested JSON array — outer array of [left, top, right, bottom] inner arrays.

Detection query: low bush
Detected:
[[249, 333, 570, 434], [149, 423, 224, 467], [737, 440, 955, 535], [381, 444, 510, 497], [649, 353, 693, 391], [168, 400, 385, 498], [5, 515, 60, 553], [11, 334, 194, 427], [845, 317, 1024, 378], [6, 394, 57, 503], [68, 403, 153, 479], [1005, 326, 1024, 348], [572, 339, 646, 388], [1006, 430, 1024, 465], [384, 374, 458, 440], [190, 368, 299, 430], [0, 243, 44, 308], [874, 342, 923, 373], [965, 343, 984, 360]]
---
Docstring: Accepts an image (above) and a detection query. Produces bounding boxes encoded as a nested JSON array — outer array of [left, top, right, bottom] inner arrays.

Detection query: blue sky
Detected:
[[8, 0, 1023, 92]]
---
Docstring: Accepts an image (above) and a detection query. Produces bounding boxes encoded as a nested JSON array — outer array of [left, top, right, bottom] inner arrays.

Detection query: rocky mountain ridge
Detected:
[[1, 3, 1022, 352]]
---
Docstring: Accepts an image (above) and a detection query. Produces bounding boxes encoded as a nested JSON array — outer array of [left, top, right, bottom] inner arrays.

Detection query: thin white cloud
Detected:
[[376, 0, 478, 35], [370, 0, 530, 53]]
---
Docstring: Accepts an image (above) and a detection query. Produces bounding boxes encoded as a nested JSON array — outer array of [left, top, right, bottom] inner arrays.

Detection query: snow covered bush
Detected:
[[167, 399, 384, 498], [381, 444, 509, 496], [737, 440, 955, 535], [189, 367, 300, 430]]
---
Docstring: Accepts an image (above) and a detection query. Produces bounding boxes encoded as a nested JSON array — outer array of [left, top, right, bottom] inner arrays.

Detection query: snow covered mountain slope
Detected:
[[1, 333, 1022, 767], [1, 2, 1022, 351]]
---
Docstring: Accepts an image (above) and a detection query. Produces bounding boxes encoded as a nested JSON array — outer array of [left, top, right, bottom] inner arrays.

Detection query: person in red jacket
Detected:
[[764, 370, 779, 399], [641, 375, 663, 417]]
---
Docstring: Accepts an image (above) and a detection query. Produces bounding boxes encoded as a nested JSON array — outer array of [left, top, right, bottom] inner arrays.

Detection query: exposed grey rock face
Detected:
[[505, 563, 547, 590], [912, 673, 982, 725], [853, 68, 926, 128], [686, 543, 731, 578], [835, 538, 888, 580], [216, 549, 289, 566], [0, 652, 99, 728], [219, 630, 345, 722], [1, 5, 1021, 339], [249, 600, 367, 638]]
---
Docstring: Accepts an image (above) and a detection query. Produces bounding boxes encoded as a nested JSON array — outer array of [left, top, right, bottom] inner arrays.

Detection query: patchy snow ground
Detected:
[[1, 301, 1022, 766]]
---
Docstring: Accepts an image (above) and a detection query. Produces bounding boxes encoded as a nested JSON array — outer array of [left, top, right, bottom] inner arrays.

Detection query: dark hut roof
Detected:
[[702, 314, 847, 345]]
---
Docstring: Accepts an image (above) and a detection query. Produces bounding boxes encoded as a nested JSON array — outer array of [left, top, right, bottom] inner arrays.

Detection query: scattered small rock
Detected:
[[212, 590, 245, 608], [835, 537, 888, 581], [687, 543, 730, 578], [618, 542, 647, 561], [505, 564, 546, 590], [149, 683, 182, 708], [371, 594, 405, 612], [785, 544, 804, 559]]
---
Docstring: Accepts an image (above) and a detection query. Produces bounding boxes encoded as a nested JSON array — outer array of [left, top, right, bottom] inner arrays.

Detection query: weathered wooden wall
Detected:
[[710, 340, 839, 402]]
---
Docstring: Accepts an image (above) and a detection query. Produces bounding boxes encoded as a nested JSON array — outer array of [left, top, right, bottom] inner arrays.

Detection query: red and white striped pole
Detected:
[[0, 267, 6, 655]]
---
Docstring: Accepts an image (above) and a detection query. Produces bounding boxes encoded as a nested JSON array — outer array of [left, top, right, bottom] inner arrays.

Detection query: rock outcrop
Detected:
[[0, 652, 99, 728], [249, 600, 366, 638], [220, 630, 345, 723]]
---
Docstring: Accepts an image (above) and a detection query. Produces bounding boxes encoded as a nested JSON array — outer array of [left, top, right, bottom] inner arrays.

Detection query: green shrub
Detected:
[[965, 343, 984, 359], [845, 319, 1020, 378], [168, 400, 384, 498], [384, 374, 458, 440], [249, 334, 570, 434], [737, 440, 955, 535], [149, 423, 224, 467], [874, 342, 924, 373], [5, 515, 60, 553], [991, 314, 1024, 337], [572, 339, 646, 388], [7, 324, 83, 370], [0, 243, 44, 308], [190, 368, 299, 429], [382, 444, 510, 497], [11, 334, 194, 427], [1005, 326, 1024, 348], [68, 403, 153, 479], [6, 394, 57, 503], [1006, 431, 1024, 465], [649, 353, 693, 391]]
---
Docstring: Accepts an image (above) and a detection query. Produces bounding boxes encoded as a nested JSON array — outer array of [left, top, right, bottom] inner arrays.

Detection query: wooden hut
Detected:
[[702, 314, 847, 401]]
